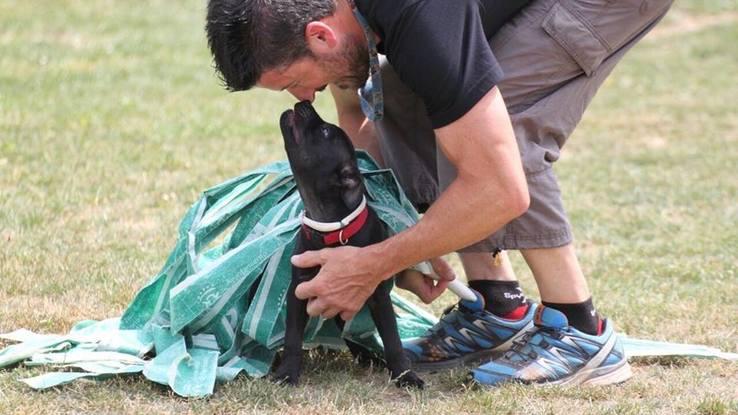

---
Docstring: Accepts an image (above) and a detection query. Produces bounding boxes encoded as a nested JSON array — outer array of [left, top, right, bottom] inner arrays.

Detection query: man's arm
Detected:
[[376, 86, 529, 269], [293, 86, 529, 320], [329, 85, 383, 165]]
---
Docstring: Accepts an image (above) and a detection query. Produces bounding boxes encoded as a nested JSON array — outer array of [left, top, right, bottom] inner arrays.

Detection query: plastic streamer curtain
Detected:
[[0, 151, 735, 397], [0, 152, 437, 396]]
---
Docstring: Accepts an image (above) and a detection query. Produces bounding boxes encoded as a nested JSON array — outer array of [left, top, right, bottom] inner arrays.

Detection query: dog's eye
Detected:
[[321, 125, 330, 137]]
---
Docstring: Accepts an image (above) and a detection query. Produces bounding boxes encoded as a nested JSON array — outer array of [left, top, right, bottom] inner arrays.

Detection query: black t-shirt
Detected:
[[354, 0, 531, 128]]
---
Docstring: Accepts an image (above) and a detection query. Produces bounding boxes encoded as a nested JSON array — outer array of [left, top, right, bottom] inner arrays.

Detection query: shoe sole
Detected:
[[583, 361, 633, 386], [549, 360, 633, 387], [473, 356, 632, 387], [410, 320, 534, 373]]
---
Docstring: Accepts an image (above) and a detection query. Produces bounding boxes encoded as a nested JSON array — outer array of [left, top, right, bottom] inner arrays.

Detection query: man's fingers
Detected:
[[417, 276, 449, 304], [305, 296, 342, 319], [321, 307, 340, 319], [433, 278, 450, 292], [396, 269, 449, 303], [430, 257, 456, 281], [428, 278, 449, 298], [412, 278, 434, 304], [396, 270, 424, 295], [295, 280, 318, 301], [291, 250, 326, 269], [339, 310, 357, 321], [418, 291, 434, 304], [305, 297, 326, 317], [395, 269, 420, 291]]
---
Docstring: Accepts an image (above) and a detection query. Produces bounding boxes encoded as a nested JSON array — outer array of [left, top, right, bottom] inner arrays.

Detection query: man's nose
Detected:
[[288, 87, 316, 102]]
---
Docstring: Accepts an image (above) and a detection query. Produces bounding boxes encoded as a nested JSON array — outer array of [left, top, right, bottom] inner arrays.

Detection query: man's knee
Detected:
[[461, 167, 572, 252]]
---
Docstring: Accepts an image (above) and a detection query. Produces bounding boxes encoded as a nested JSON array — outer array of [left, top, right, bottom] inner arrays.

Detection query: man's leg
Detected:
[[460, 245, 593, 328], [459, 252, 516, 282], [521, 245, 588, 303], [471, 0, 673, 385], [459, 252, 531, 319], [439, 0, 674, 323], [521, 245, 601, 334]]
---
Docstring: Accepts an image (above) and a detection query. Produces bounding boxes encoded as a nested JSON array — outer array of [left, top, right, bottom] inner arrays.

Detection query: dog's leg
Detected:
[[335, 318, 385, 368], [271, 277, 309, 386], [367, 280, 425, 389]]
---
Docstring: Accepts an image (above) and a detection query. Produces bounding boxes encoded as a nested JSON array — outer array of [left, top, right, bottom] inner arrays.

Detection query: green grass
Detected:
[[1, 1, 737, 414]]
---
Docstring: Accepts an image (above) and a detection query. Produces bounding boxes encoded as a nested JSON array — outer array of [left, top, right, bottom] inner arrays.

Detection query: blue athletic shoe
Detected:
[[403, 297, 536, 372], [472, 306, 632, 386]]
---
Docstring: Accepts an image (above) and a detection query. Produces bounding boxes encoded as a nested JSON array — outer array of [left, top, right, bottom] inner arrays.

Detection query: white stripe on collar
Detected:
[[300, 195, 367, 233]]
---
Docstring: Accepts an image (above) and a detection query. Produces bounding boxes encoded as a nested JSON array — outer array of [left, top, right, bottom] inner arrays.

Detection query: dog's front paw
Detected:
[[346, 342, 385, 368], [271, 363, 301, 386], [394, 370, 425, 389]]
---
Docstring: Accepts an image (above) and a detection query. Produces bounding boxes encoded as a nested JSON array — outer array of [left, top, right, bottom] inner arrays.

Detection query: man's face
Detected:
[[258, 35, 369, 102]]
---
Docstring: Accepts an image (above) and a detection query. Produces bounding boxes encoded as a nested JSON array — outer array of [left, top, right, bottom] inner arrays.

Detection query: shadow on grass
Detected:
[[630, 356, 692, 368]]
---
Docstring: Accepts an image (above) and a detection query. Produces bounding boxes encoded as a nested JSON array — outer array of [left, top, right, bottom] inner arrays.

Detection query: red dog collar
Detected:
[[301, 206, 369, 246]]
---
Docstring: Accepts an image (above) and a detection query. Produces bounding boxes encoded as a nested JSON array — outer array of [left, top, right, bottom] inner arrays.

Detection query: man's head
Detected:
[[206, 0, 369, 101]]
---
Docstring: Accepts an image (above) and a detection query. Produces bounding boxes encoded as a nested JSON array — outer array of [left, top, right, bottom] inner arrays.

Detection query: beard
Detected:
[[320, 35, 370, 90]]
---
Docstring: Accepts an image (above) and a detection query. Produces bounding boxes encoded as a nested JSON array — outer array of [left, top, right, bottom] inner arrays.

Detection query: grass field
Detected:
[[1, 1, 737, 414]]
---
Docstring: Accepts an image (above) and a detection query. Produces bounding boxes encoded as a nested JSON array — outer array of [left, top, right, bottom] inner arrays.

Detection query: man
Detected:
[[205, 0, 672, 385]]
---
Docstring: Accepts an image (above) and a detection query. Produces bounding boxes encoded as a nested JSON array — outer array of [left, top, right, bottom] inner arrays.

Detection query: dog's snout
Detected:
[[294, 101, 318, 123]]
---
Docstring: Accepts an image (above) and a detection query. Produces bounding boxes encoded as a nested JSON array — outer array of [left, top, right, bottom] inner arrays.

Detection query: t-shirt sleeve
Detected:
[[382, 0, 504, 128]]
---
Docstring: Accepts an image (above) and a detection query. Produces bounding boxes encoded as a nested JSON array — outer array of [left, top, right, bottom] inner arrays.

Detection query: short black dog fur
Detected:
[[271, 101, 424, 389]]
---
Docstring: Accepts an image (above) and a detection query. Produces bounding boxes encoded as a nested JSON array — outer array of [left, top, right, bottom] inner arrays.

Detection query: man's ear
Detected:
[[305, 21, 338, 55]]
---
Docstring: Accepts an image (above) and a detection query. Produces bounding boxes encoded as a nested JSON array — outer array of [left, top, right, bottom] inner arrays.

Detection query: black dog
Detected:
[[271, 101, 424, 389]]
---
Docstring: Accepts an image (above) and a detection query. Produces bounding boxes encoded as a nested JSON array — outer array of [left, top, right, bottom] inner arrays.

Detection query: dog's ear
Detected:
[[339, 165, 360, 188], [339, 164, 363, 207]]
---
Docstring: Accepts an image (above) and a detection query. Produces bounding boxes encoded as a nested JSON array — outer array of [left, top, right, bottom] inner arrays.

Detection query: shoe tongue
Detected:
[[533, 306, 568, 329]]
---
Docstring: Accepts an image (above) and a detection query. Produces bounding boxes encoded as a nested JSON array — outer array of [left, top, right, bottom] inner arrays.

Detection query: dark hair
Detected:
[[206, 0, 336, 91]]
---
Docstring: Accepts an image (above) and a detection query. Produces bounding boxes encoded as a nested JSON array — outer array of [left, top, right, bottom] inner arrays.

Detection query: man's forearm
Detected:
[[330, 85, 384, 164], [369, 170, 527, 281], [342, 116, 383, 164], [366, 87, 529, 281]]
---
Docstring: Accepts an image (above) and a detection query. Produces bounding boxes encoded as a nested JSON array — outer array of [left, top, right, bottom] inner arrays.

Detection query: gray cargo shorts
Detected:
[[374, 0, 673, 252]]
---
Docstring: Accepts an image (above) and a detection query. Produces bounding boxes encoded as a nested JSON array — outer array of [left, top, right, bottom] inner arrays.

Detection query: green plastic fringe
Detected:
[[0, 152, 438, 396], [1, 152, 735, 397]]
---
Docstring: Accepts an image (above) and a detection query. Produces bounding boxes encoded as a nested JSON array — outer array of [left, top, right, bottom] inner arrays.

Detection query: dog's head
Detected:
[[280, 101, 365, 222]]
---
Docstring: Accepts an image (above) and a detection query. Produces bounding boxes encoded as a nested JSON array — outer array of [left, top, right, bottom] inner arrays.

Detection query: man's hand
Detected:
[[292, 246, 387, 321], [395, 257, 456, 304]]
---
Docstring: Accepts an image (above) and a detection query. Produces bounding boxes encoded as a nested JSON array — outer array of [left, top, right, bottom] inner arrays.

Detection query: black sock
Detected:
[[468, 280, 528, 317], [542, 298, 601, 335]]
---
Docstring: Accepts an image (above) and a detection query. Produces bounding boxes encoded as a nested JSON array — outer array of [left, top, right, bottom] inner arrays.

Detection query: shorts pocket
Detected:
[[541, 2, 609, 76]]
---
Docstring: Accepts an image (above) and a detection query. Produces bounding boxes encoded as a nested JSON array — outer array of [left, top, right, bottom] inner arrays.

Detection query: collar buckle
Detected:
[[300, 196, 370, 246]]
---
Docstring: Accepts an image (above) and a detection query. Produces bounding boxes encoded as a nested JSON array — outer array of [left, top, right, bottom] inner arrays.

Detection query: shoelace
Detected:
[[503, 328, 564, 361], [425, 304, 459, 335], [441, 303, 457, 316], [421, 302, 479, 337], [503, 331, 536, 360]]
